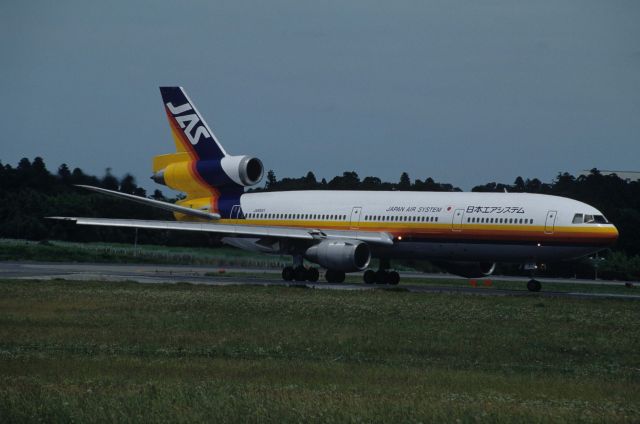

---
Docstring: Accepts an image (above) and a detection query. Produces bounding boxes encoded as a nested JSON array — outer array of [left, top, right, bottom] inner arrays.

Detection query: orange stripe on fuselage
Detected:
[[212, 219, 618, 245]]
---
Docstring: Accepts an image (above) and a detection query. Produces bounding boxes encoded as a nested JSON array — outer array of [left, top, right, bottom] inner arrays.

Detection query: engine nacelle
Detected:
[[434, 261, 496, 278], [151, 155, 263, 192], [305, 240, 371, 272], [220, 155, 264, 187]]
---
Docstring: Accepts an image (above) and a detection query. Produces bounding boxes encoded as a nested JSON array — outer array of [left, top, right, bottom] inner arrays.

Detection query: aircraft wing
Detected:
[[47, 217, 395, 246]]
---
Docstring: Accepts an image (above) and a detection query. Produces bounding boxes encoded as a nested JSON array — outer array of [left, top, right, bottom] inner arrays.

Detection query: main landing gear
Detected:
[[281, 266, 344, 283], [363, 259, 400, 285], [281, 255, 319, 283], [282, 265, 319, 282], [325, 269, 346, 284]]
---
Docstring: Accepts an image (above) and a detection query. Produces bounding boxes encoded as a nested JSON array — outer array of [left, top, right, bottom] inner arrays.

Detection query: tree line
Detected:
[[1, 158, 640, 277], [0, 158, 216, 247]]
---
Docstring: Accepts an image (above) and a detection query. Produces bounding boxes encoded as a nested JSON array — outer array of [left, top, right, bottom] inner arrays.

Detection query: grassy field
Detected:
[[0, 279, 639, 422], [0, 239, 290, 268], [0, 239, 416, 271]]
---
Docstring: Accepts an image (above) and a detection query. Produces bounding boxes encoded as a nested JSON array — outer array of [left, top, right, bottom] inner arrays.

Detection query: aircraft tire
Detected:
[[307, 267, 319, 282], [387, 271, 400, 285], [294, 266, 308, 282], [282, 266, 294, 281], [375, 270, 387, 284], [325, 269, 336, 283], [527, 279, 541, 292], [335, 271, 346, 283], [363, 270, 376, 284]]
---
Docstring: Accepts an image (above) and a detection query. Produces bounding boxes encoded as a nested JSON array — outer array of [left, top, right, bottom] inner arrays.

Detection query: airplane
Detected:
[[50, 87, 619, 291]]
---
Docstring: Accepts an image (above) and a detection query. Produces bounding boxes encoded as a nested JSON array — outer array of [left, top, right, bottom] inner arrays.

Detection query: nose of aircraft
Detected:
[[610, 224, 620, 244]]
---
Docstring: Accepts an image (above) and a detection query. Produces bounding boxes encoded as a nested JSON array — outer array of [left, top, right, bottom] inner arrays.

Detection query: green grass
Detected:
[[0, 279, 639, 422], [0, 239, 290, 268], [203, 271, 638, 296]]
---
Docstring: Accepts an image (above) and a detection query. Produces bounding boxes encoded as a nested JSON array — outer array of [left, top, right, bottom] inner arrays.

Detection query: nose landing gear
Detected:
[[527, 279, 542, 292], [524, 262, 542, 292]]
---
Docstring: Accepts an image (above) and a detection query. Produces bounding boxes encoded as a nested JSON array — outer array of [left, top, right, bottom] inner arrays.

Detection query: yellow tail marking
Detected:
[[152, 152, 191, 174]]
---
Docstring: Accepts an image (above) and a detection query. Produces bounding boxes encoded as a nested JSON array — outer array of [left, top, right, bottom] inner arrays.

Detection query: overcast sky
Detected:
[[1, 0, 639, 191]]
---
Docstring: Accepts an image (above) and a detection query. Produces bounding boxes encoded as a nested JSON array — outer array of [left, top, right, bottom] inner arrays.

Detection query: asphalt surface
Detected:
[[1, 262, 639, 300]]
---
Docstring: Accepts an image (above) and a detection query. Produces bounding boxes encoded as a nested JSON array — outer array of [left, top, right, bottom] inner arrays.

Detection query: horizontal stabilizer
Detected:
[[74, 185, 220, 220]]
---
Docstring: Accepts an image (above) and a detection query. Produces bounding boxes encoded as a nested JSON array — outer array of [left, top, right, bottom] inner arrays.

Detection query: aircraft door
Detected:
[[451, 209, 464, 231], [544, 210, 557, 234], [350, 207, 362, 230]]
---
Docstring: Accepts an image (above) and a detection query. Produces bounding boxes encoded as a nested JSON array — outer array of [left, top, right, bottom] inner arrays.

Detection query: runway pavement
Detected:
[[1, 261, 639, 300]]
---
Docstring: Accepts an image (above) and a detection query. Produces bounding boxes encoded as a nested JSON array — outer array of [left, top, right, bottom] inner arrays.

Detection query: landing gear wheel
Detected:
[[282, 266, 294, 281], [387, 271, 400, 285], [527, 279, 541, 292], [325, 269, 335, 283], [294, 266, 308, 282], [325, 269, 346, 283], [375, 270, 387, 284], [363, 270, 376, 284], [307, 267, 319, 282]]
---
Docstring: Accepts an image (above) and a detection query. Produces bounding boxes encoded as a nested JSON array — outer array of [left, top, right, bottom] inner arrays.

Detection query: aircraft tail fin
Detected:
[[159, 87, 227, 160]]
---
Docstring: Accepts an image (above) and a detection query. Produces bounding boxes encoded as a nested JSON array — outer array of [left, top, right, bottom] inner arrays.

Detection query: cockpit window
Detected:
[[577, 214, 609, 224], [593, 215, 608, 224]]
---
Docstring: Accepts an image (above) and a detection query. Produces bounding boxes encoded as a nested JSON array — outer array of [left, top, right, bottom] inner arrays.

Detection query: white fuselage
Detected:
[[226, 190, 618, 262]]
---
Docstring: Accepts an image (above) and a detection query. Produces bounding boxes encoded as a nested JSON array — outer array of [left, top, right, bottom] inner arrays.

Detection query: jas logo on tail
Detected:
[[166, 102, 211, 145]]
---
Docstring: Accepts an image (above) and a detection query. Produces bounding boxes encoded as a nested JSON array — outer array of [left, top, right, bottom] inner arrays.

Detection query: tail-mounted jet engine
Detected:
[[151, 155, 263, 193], [305, 240, 371, 272], [434, 261, 496, 279]]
